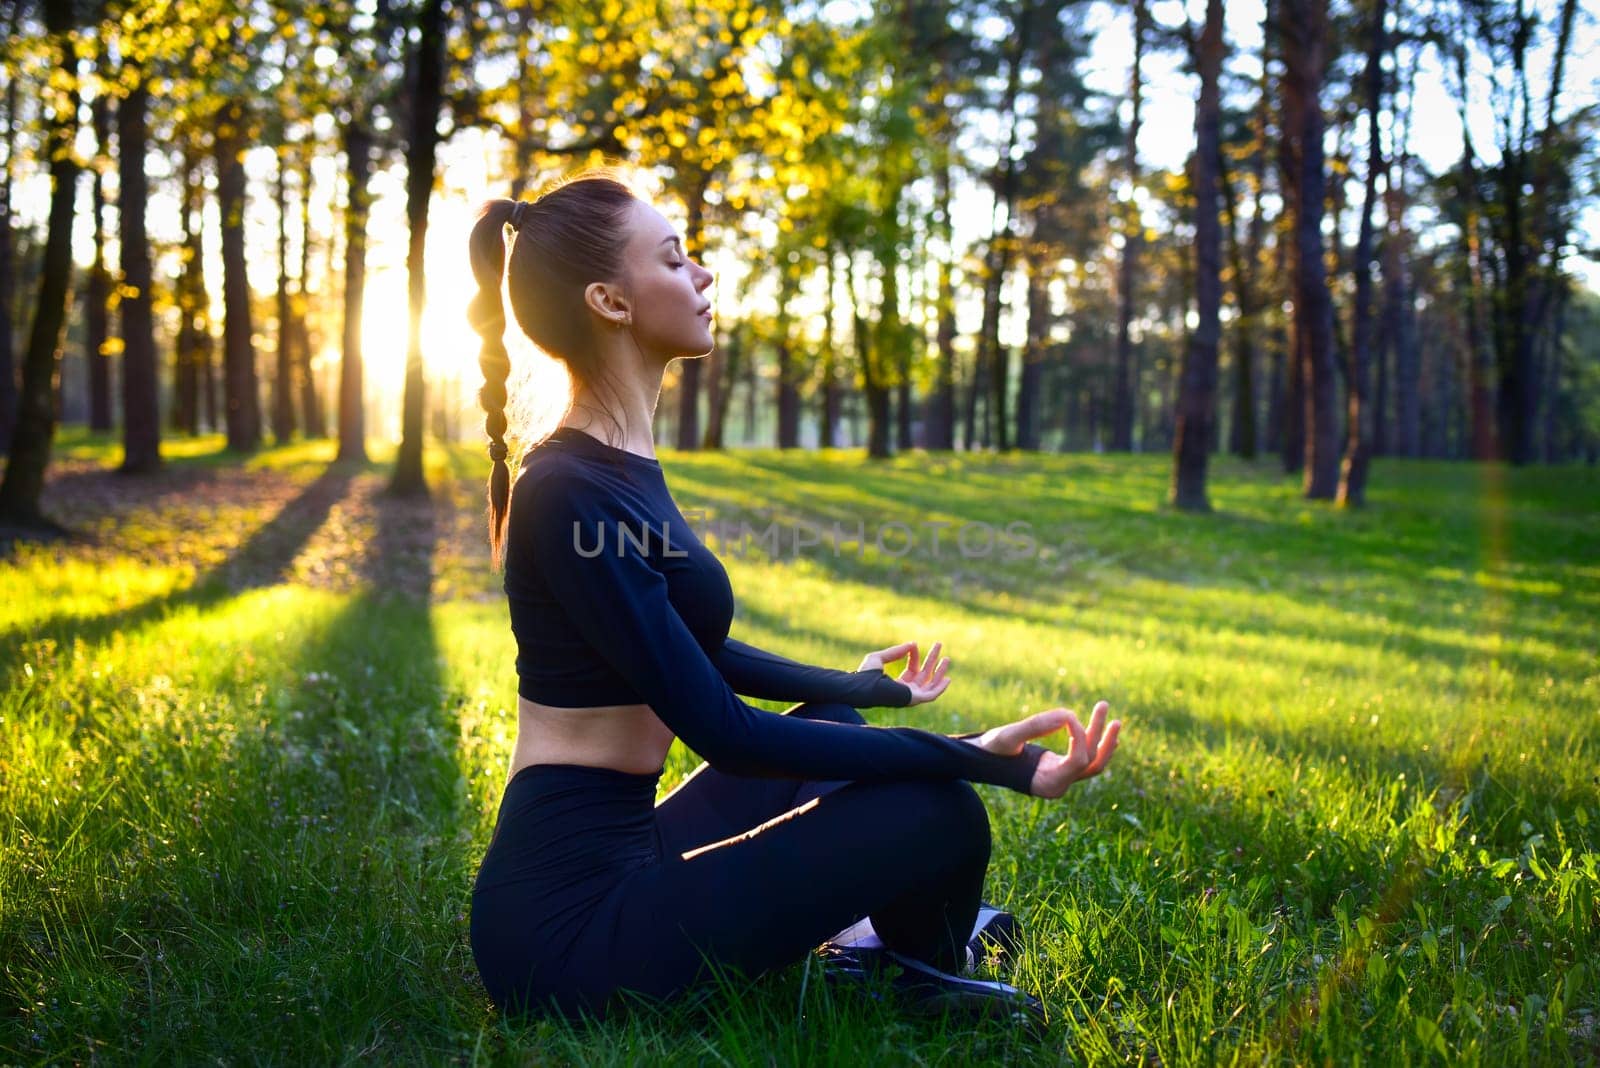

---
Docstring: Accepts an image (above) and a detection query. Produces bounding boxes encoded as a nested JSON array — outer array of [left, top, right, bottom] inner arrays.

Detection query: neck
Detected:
[[562, 332, 669, 457]]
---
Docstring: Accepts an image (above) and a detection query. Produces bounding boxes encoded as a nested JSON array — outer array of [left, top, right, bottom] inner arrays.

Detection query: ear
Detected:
[[584, 281, 632, 327]]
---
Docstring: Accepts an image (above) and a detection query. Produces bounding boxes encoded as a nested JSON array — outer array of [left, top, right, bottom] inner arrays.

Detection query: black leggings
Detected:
[[469, 700, 993, 1021]]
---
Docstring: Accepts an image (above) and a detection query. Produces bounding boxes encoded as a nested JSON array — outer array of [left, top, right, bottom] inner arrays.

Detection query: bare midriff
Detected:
[[510, 695, 678, 778]]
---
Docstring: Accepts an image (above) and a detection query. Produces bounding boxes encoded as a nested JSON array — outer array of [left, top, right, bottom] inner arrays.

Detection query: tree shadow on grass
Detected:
[[1, 461, 364, 659], [0, 476, 481, 1061]]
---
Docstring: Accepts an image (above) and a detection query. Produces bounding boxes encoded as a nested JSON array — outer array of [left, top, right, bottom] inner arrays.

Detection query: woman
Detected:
[[464, 170, 1122, 1028]]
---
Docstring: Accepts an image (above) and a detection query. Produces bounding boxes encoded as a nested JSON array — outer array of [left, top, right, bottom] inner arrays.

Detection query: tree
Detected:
[[0, 0, 81, 532], [1337, 0, 1386, 506], [117, 75, 161, 473], [1111, 0, 1147, 452], [1170, 0, 1225, 511], [390, 0, 450, 496], [1279, 0, 1339, 498]]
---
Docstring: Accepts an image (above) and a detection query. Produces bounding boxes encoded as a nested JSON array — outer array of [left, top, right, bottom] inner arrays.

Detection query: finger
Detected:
[[921, 642, 942, 679], [1001, 707, 1071, 751], [1063, 710, 1089, 767], [1084, 720, 1122, 776], [904, 642, 920, 674], [1085, 701, 1108, 750]]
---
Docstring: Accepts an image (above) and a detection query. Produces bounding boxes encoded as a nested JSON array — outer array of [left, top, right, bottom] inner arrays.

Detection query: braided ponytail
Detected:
[[467, 198, 519, 567]]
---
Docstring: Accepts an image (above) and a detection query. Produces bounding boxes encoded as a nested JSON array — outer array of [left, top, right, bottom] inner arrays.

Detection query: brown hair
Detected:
[[466, 170, 641, 568]]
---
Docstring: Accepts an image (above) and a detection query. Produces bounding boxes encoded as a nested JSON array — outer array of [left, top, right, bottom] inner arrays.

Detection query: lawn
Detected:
[[2, 429, 1596, 1065]]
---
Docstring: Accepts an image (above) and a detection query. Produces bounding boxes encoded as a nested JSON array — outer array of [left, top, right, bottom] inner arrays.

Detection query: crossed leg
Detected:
[[544, 701, 996, 1018]]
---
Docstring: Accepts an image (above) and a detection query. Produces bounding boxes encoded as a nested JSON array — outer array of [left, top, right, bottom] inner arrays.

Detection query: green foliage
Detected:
[[1, 435, 1596, 1062]]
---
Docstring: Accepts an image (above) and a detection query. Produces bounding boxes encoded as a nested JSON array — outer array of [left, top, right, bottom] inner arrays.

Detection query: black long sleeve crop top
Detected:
[[502, 426, 1044, 793]]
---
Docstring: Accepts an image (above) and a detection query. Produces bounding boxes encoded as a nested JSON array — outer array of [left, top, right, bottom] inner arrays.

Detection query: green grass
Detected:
[[2, 427, 1596, 1065]]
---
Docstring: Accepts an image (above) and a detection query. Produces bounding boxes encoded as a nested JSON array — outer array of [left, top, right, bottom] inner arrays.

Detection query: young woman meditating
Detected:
[[464, 170, 1123, 1029]]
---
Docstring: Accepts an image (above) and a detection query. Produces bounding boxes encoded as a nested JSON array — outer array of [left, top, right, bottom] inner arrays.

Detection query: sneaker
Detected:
[[815, 942, 1046, 1038], [825, 901, 1023, 976]]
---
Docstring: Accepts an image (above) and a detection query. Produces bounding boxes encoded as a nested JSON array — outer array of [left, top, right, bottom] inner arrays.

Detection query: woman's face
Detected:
[[616, 200, 716, 359]]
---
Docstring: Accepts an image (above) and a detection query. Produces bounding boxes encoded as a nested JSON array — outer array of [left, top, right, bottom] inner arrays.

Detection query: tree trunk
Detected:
[[1171, 0, 1224, 512], [0, 57, 17, 453], [390, 0, 448, 496], [857, 254, 891, 460], [173, 134, 203, 436], [216, 99, 261, 453], [1111, 0, 1145, 452], [0, 0, 79, 530], [929, 162, 957, 450], [822, 249, 842, 447], [1280, 0, 1338, 497], [1015, 253, 1050, 451], [87, 91, 113, 432], [339, 121, 372, 463], [676, 179, 709, 452], [775, 273, 799, 448], [704, 322, 738, 449], [117, 78, 161, 473], [272, 148, 296, 444], [1337, 0, 1384, 506], [296, 146, 323, 438]]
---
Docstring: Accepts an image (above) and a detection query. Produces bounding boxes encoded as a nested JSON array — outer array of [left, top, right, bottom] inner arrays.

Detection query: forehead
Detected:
[[628, 200, 680, 247]]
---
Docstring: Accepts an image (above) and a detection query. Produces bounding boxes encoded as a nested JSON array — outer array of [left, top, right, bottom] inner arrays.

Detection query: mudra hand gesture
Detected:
[[968, 701, 1122, 798], [859, 640, 951, 707]]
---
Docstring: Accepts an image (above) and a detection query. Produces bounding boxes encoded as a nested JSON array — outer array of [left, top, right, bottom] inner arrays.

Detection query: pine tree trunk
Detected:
[[271, 149, 296, 445], [1111, 0, 1145, 452], [0, 0, 79, 530], [339, 121, 372, 463], [676, 181, 708, 452], [216, 99, 261, 453], [390, 0, 448, 496], [0, 59, 17, 454], [87, 92, 113, 432], [117, 79, 161, 473], [1015, 254, 1049, 451], [1171, 0, 1224, 511], [1280, 0, 1338, 496], [929, 162, 956, 450], [1337, 0, 1385, 506], [297, 148, 323, 438], [775, 273, 799, 448], [822, 249, 842, 448]]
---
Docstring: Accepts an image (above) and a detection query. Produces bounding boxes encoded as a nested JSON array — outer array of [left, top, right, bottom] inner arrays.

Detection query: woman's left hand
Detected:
[[859, 640, 952, 706]]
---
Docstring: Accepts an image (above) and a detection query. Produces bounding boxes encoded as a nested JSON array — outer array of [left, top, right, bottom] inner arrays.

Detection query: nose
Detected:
[[693, 260, 714, 291]]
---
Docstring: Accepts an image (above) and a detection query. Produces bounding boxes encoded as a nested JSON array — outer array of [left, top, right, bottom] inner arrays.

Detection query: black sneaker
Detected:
[[815, 943, 1047, 1038], [825, 902, 1023, 976], [969, 903, 1023, 969]]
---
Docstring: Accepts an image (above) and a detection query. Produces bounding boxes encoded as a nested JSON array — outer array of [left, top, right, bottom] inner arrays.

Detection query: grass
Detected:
[[2, 427, 1596, 1065]]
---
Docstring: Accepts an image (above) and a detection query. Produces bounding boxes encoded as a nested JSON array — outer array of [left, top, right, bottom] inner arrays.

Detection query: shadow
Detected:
[[1, 461, 363, 661], [0, 469, 470, 1060]]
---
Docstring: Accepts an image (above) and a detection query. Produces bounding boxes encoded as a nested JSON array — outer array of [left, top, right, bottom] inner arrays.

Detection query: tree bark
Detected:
[[296, 146, 324, 438], [676, 178, 709, 452], [928, 162, 957, 450], [775, 271, 799, 448], [1015, 253, 1050, 451], [1170, 0, 1224, 512], [0, 52, 17, 453], [0, 0, 79, 530], [822, 248, 843, 447], [117, 78, 161, 473], [1111, 0, 1145, 452], [1280, 0, 1338, 497], [339, 121, 372, 463], [272, 149, 296, 444], [390, 0, 448, 495], [216, 99, 261, 453], [173, 134, 204, 436], [87, 91, 113, 432], [1337, 0, 1385, 506]]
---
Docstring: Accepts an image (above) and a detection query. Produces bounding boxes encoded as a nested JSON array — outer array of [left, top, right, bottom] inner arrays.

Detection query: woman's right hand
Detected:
[[969, 701, 1121, 798]]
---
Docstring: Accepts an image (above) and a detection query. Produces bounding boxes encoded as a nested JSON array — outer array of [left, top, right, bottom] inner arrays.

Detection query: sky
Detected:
[[9, 0, 1598, 442]]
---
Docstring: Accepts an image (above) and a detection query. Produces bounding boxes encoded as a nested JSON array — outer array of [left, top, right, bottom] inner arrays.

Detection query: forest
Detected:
[[4, 1, 1600, 1062], [0, 0, 1595, 529]]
